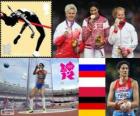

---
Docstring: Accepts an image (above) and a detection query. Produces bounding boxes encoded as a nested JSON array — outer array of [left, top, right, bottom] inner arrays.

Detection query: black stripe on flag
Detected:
[[79, 97, 105, 103]]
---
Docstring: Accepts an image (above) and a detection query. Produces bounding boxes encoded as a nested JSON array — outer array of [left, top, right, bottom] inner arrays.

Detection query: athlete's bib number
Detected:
[[116, 91, 130, 100]]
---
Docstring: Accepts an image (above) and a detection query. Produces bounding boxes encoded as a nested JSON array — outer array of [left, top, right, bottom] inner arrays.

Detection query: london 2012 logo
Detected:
[[60, 61, 75, 80]]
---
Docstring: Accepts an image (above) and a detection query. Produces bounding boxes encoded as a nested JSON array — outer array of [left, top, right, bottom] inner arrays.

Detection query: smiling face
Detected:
[[116, 9, 125, 21], [90, 6, 99, 18], [65, 9, 76, 22], [119, 64, 129, 78]]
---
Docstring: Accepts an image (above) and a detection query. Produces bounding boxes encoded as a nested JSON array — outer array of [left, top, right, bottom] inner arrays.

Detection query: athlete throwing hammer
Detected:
[[28, 63, 47, 113]]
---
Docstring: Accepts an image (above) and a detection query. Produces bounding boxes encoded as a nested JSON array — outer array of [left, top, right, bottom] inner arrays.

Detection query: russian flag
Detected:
[[79, 58, 106, 116]]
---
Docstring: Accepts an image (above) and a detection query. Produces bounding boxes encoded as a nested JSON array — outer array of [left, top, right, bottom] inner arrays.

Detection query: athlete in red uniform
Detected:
[[28, 63, 47, 113], [107, 61, 139, 116]]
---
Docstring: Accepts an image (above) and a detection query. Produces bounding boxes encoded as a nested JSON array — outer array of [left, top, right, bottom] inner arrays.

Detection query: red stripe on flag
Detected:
[[79, 103, 106, 109], [79, 71, 106, 77], [79, 87, 105, 97]]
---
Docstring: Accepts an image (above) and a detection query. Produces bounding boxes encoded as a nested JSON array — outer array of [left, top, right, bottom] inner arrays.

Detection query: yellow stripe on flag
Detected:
[[79, 110, 105, 116]]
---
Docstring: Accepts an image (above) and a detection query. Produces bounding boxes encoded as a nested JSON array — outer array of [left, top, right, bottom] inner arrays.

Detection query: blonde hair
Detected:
[[65, 4, 77, 13], [112, 7, 125, 18]]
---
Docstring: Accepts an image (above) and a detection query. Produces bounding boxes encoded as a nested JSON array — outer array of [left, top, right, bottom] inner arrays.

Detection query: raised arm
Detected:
[[33, 65, 39, 75]]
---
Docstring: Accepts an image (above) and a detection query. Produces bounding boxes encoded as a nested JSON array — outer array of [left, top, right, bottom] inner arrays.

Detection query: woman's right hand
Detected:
[[114, 18, 120, 30], [115, 99, 125, 110], [36, 65, 39, 69], [89, 15, 95, 24], [115, 18, 120, 26]]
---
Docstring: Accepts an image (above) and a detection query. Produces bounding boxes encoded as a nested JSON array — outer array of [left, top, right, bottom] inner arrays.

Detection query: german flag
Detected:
[[79, 58, 106, 116]]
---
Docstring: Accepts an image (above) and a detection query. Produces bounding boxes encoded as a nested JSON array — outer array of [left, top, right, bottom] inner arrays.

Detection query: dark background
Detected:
[[52, 0, 140, 57], [106, 58, 140, 116]]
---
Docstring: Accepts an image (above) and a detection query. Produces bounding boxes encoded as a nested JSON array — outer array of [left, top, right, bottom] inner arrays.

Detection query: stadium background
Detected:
[[0, 58, 78, 116]]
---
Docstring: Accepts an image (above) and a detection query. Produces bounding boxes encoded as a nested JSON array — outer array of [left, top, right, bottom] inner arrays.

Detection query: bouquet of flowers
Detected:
[[118, 47, 131, 58], [95, 35, 105, 49], [72, 39, 78, 47]]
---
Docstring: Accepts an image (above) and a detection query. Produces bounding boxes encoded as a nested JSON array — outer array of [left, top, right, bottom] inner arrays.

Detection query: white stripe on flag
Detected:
[[79, 78, 105, 87], [79, 58, 105, 64]]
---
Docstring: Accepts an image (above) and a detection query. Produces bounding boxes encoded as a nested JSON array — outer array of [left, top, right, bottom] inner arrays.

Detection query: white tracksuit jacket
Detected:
[[108, 22, 138, 58]]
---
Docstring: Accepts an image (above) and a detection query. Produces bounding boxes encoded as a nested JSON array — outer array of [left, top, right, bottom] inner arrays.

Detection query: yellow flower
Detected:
[[72, 39, 77, 47]]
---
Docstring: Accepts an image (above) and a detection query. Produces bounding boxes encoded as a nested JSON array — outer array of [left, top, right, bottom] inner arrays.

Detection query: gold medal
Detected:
[[67, 27, 72, 32]]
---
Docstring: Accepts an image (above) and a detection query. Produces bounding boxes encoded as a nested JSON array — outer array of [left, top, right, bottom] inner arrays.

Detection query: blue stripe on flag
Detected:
[[79, 65, 105, 71]]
